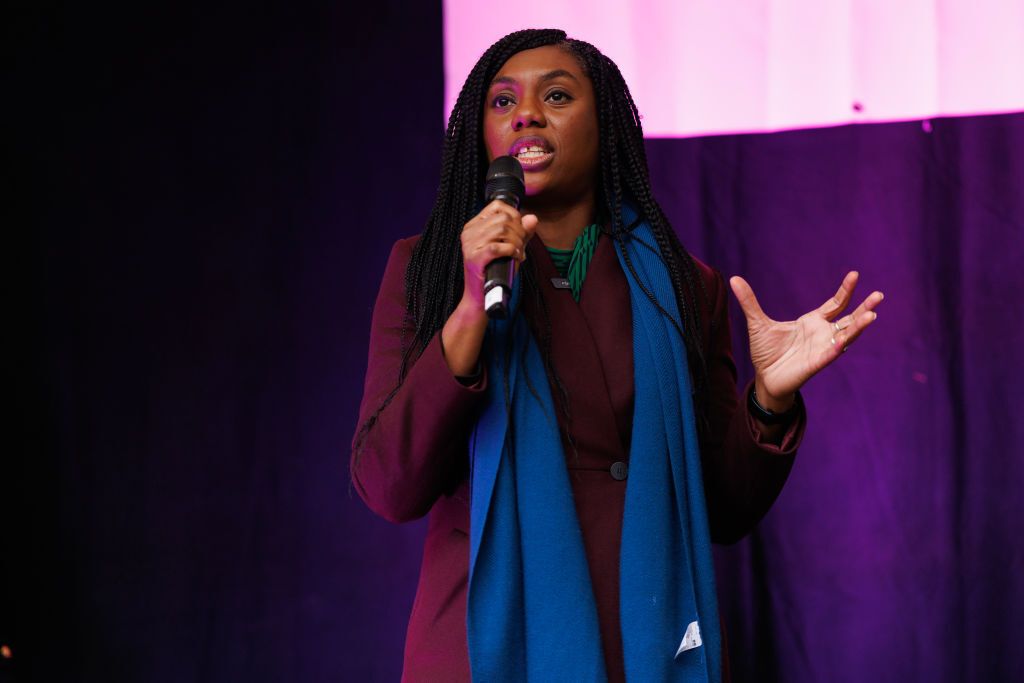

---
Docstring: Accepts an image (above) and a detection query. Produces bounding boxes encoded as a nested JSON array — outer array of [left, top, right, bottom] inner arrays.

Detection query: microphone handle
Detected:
[[482, 190, 521, 319], [484, 257, 514, 319]]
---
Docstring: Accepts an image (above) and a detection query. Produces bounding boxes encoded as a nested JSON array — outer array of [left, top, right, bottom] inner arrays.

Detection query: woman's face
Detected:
[[483, 45, 599, 204]]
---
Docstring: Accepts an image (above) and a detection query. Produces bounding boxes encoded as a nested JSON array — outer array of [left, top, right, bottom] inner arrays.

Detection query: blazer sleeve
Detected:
[[349, 237, 486, 523], [700, 267, 806, 544]]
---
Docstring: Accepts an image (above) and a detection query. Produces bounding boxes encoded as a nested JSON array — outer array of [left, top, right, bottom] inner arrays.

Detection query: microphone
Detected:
[[482, 156, 525, 319]]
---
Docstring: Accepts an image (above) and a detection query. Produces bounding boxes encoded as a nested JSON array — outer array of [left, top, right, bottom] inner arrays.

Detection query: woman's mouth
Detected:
[[516, 148, 554, 170], [510, 137, 554, 172]]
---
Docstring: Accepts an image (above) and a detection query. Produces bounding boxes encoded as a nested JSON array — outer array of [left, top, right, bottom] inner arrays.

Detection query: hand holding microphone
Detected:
[[459, 156, 537, 319]]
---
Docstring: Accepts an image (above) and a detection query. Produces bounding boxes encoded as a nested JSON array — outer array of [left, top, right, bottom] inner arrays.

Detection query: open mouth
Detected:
[[509, 136, 554, 170]]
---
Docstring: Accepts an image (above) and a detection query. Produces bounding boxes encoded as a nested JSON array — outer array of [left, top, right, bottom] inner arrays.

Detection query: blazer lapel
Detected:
[[523, 233, 632, 462]]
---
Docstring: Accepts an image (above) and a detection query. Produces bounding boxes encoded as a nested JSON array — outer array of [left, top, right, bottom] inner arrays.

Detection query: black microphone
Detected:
[[482, 156, 525, 319]]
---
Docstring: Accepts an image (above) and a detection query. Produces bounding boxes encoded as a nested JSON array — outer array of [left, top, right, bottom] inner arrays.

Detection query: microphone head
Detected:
[[484, 156, 525, 209]]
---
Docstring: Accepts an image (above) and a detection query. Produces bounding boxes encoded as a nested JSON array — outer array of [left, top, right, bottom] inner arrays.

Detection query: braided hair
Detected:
[[354, 28, 711, 458]]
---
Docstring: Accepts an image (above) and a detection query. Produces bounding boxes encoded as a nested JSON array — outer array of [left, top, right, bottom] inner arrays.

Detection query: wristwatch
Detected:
[[747, 386, 799, 425]]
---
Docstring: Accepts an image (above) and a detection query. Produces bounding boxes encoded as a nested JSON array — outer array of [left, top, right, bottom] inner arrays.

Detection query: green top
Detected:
[[545, 223, 601, 302]]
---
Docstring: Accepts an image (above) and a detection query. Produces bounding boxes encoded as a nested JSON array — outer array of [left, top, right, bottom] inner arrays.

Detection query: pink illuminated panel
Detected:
[[443, 0, 1024, 137]]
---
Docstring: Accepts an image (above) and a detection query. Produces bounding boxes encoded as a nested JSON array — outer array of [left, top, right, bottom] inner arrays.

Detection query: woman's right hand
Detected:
[[440, 201, 538, 377], [459, 200, 539, 308]]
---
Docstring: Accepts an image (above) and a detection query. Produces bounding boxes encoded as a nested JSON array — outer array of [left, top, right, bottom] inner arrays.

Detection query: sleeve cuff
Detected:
[[743, 382, 806, 455], [435, 333, 487, 393]]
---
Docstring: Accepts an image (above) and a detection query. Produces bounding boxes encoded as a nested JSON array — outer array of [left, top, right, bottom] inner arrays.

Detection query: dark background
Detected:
[[9, 2, 441, 680], [8, 2, 1023, 682]]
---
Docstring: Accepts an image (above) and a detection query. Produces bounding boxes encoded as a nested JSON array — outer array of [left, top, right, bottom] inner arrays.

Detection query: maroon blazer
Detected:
[[351, 231, 805, 682]]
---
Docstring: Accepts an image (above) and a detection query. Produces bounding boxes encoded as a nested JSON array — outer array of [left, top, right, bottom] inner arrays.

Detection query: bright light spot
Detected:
[[444, 1, 1024, 137]]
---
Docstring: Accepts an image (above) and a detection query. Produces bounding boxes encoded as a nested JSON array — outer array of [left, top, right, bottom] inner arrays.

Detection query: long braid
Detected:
[[353, 29, 712, 462], [351, 30, 567, 459], [563, 38, 713, 433]]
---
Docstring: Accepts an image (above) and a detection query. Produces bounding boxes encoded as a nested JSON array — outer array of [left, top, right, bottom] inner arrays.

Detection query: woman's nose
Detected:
[[513, 97, 546, 131]]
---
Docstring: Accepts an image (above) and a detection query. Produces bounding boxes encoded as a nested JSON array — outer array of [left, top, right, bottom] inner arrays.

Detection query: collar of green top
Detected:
[[544, 224, 600, 301]]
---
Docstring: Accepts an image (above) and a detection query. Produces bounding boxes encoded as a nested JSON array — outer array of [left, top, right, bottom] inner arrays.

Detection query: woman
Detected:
[[351, 29, 883, 682]]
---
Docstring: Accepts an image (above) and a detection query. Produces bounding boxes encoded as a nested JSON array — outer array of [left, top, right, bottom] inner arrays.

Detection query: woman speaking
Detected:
[[351, 28, 883, 682]]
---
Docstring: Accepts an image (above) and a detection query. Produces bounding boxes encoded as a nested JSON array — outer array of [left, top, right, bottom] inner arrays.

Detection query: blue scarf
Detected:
[[467, 210, 721, 682]]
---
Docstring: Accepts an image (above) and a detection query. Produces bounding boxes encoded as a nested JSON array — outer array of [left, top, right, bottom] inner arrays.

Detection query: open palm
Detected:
[[729, 271, 885, 404]]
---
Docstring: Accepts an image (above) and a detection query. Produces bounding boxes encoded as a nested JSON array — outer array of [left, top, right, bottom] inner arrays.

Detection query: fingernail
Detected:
[[871, 312, 877, 321]]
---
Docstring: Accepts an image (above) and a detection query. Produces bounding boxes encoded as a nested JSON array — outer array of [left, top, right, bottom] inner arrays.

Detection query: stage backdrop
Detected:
[[645, 116, 1023, 682], [8, 1, 1023, 682]]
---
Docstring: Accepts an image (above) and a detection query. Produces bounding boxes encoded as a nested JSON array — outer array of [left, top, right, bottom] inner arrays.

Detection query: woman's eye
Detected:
[[547, 90, 572, 103], [492, 95, 514, 108]]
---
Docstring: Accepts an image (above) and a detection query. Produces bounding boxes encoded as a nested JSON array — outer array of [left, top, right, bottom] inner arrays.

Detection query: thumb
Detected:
[[521, 213, 539, 235], [729, 275, 768, 324]]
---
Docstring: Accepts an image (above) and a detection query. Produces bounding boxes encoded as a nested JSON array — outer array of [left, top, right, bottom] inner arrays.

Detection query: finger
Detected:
[[468, 226, 527, 256], [481, 199, 521, 221], [729, 275, 769, 324], [467, 238, 526, 263], [473, 241, 522, 261], [834, 290, 885, 330], [832, 306, 880, 352], [817, 271, 859, 320], [477, 219, 527, 244], [462, 214, 525, 250], [473, 215, 536, 246], [463, 200, 521, 231]]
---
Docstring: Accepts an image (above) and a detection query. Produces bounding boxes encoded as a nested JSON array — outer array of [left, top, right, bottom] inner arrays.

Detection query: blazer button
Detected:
[[610, 461, 628, 481]]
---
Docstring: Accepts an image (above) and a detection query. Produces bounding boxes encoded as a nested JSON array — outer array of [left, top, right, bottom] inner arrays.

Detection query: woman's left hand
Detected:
[[729, 271, 885, 412]]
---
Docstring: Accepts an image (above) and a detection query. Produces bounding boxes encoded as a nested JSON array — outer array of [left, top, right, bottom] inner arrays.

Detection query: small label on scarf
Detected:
[[675, 621, 702, 657]]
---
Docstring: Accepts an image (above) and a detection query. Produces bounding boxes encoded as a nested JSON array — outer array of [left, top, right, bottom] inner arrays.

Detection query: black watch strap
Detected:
[[748, 386, 799, 425]]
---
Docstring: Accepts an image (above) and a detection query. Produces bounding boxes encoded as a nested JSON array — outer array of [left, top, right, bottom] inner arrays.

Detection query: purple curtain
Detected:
[[8, 1, 1021, 680], [646, 116, 1024, 681]]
